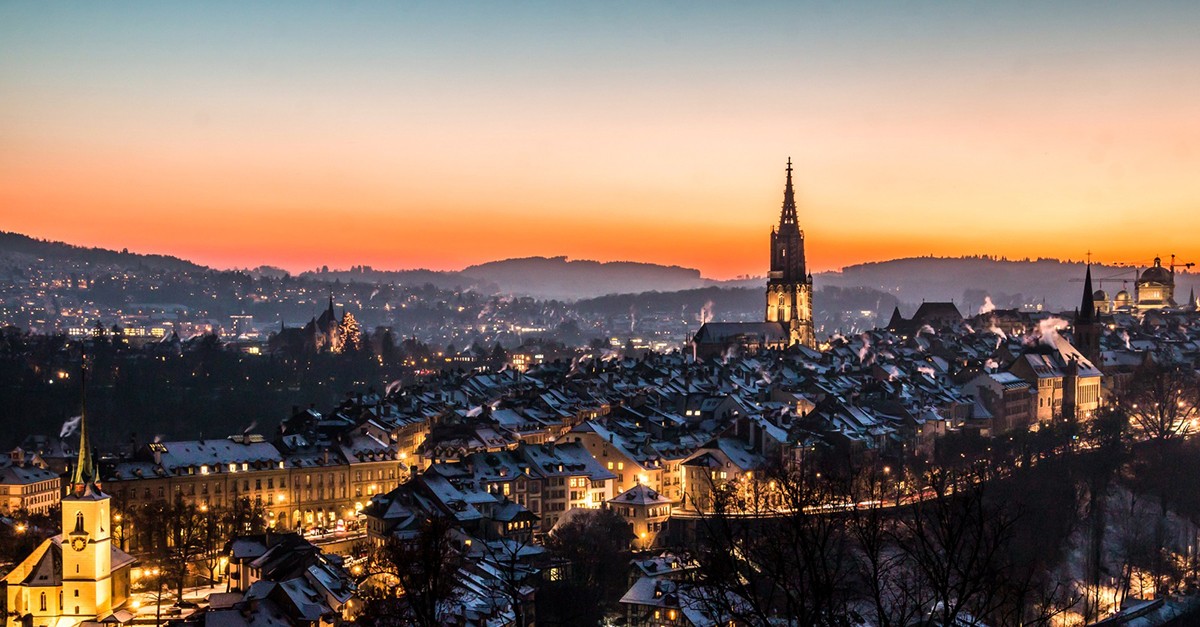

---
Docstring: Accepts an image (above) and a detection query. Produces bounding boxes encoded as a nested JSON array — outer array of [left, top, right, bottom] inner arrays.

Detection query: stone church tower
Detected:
[[764, 158, 816, 348]]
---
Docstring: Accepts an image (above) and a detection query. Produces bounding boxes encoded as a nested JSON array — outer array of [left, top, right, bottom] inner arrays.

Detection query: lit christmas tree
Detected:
[[338, 311, 363, 353]]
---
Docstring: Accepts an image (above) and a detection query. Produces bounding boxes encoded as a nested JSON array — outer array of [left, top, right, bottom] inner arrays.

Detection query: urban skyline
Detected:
[[5, 5, 1200, 626]]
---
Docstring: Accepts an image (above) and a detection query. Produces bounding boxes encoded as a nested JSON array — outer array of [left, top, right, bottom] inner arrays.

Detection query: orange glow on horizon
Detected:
[[3, 5, 1198, 278]]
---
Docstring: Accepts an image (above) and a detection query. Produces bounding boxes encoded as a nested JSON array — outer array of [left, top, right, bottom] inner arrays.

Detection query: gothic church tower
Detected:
[[765, 158, 816, 348]]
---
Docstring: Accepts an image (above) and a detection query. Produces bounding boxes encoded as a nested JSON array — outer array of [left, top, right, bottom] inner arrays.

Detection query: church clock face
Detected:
[[70, 536, 88, 552]]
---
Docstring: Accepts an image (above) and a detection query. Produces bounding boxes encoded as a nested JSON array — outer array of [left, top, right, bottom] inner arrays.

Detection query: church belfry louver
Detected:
[[765, 158, 815, 348]]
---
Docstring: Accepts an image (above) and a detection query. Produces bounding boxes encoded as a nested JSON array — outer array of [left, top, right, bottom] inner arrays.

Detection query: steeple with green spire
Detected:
[[69, 363, 101, 497]]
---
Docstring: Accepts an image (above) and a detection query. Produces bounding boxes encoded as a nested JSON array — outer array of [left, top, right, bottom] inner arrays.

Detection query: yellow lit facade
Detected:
[[4, 411, 134, 627]]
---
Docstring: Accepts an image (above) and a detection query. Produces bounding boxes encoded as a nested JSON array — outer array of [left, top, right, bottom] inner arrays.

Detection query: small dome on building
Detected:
[[1093, 289, 1108, 301], [1139, 257, 1172, 284], [1115, 290, 1131, 303]]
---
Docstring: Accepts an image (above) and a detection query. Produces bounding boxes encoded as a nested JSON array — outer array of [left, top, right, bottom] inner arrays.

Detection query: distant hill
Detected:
[[816, 256, 1199, 314], [6, 232, 1195, 312], [574, 284, 901, 335], [0, 231, 204, 273], [297, 266, 496, 293], [462, 256, 707, 301]]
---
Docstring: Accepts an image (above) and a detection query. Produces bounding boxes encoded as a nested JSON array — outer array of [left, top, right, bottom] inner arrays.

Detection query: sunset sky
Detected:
[[2, 2, 1198, 279]]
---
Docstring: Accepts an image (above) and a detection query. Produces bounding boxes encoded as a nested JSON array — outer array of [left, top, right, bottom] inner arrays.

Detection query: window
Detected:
[[40, 592, 46, 611]]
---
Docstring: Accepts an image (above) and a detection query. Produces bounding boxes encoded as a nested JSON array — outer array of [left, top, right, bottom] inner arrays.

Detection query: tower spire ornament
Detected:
[[780, 157, 797, 227], [70, 360, 101, 497]]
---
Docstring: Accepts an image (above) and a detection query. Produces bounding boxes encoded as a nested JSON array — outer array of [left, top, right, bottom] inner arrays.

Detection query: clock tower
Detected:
[[4, 369, 133, 627], [61, 400, 114, 620]]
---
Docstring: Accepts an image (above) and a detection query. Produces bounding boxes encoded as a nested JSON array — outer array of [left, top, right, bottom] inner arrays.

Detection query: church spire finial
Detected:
[[70, 359, 100, 496], [1078, 262, 1096, 323], [780, 157, 797, 227]]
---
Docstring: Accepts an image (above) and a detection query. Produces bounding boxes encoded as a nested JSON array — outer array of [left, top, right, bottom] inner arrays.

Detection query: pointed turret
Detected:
[[1078, 263, 1096, 323], [779, 157, 797, 227], [69, 365, 101, 496], [1075, 263, 1102, 368]]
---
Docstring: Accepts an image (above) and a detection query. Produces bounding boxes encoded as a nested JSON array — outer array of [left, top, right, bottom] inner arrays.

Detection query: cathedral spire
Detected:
[[1078, 263, 1096, 323], [70, 361, 100, 496], [779, 157, 797, 227]]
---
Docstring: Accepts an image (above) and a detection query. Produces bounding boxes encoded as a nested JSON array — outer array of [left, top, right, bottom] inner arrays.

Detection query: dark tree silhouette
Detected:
[[358, 515, 462, 627]]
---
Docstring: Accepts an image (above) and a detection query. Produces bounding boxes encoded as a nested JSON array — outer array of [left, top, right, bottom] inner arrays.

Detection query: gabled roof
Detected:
[[608, 483, 673, 507], [3, 534, 135, 588], [693, 322, 787, 345]]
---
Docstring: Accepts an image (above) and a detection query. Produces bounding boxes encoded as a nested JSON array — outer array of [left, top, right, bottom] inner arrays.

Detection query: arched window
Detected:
[[40, 592, 47, 611], [75, 511, 85, 533]]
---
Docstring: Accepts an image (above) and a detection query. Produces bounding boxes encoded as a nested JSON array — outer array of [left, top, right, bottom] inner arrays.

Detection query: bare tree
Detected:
[[540, 508, 632, 626], [358, 515, 463, 627], [687, 463, 856, 626], [472, 535, 542, 627], [846, 465, 926, 627], [1122, 358, 1200, 442], [895, 465, 1016, 626]]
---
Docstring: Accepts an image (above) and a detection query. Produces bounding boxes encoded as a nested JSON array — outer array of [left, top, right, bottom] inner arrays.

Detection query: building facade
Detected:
[[0, 460, 61, 516]]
